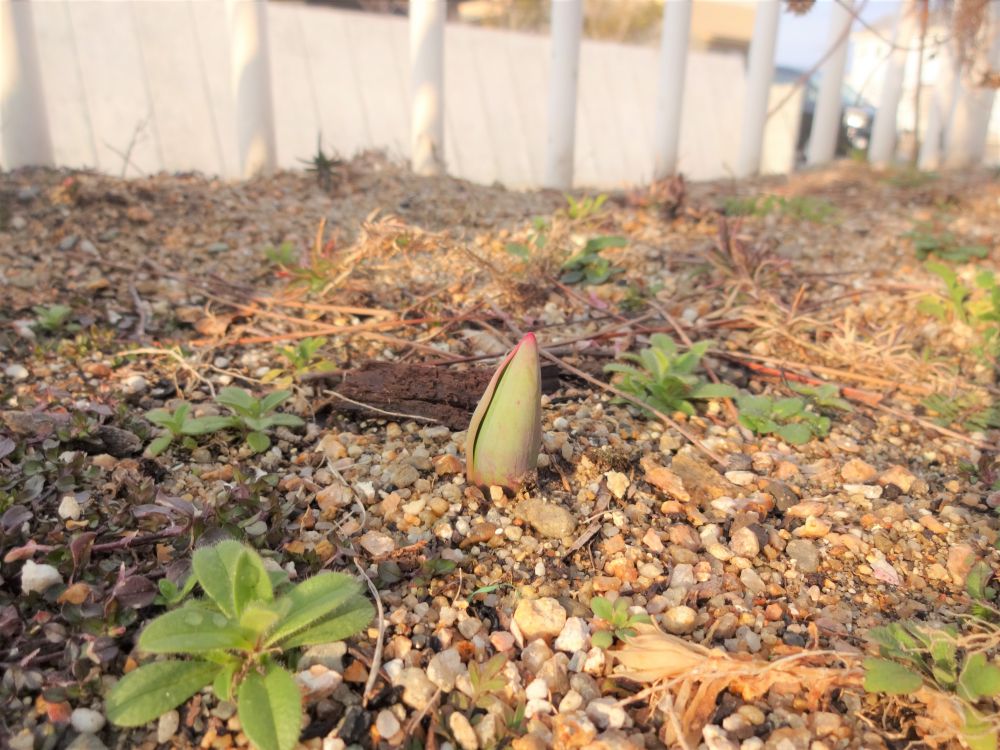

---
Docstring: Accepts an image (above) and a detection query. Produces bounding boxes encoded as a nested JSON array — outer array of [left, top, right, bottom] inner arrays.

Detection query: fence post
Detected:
[[410, 0, 445, 176], [543, 0, 583, 190], [868, 0, 915, 167], [652, 0, 692, 180], [806, 0, 853, 166], [736, 0, 780, 178], [1, 0, 53, 168], [226, 0, 277, 178], [918, 42, 958, 170], [943, 17, 1000, 168]]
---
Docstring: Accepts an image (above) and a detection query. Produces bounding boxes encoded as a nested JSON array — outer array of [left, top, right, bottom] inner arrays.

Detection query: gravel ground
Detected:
[[1, 157, 998, 750]]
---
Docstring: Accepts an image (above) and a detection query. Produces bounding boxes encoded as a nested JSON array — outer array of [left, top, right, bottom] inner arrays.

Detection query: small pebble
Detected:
[[663, 605, 697, 635], [376, 709, 401, 739], [22, 560, 63, 594], [5, 364, 29, 380], [70, 708, 106, 734], [157, 710, 180, 743]]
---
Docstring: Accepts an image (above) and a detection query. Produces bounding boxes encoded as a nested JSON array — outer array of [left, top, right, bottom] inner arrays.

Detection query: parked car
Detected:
[[774, 66, 876, 160]]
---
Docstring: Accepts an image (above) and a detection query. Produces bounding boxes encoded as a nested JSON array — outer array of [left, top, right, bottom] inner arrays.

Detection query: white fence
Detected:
[[1, 0, 996, 188]]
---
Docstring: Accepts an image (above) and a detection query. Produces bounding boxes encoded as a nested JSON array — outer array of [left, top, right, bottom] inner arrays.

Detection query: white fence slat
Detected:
[[737, 0, 780, 177], [544, 0, 583, 189], [226, 0, 277, 177], [1, 0, 54, 168], [653, 0, 691, 179], [807, 0, 853, 166], [869, 0, 915, 167], [410, 0, 445, 175]]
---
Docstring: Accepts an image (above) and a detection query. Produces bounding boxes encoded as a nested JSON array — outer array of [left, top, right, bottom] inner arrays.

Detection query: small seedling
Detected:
[[722, 194, 834, 223], [921, 393, 1000, 433], [905, 224, 989, 263], [966, 562, 999, 623], [565, 192, 608, 221], [590, 596, 651, 649], [560, 235, 627, 285], [787, 382, 854, 412], [262, 337, 335, 386], [736, 394, 830, 445], [299, 136, 340, 189], [144, 403, 235, 457], [919, 262, 971, 324], [605, 335, 737, 417], [863, 620, 1000, 750], [215, 387, 305, 454], [504, 217, 549, 260], [454, 653, 508, 712], [106, 541, 373, 750], [32, 304, 78, 334], [264, 242, 299, 268]]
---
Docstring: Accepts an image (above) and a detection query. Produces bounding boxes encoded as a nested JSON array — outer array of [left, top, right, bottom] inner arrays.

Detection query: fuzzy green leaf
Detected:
[[863, 658, 923, 695], [238, 667, 302, 750], [259, 390, 293, 414], [146, 434, 174, 457], [962, 705, 998, 750], [265, 572, 365, 647], [689, 383, 739, 400], [278, 596, 374, 649], [107, 660, 220, 727], [777, 423, 812, 445], [958, 652, 1000, 702], [138, 605, 251, 653], [192, 541, 271, 618], [247, 431, 271, 454], [182, 416, 235, 435], [590, 596, 614, 622], [592, 630, 614, 649]]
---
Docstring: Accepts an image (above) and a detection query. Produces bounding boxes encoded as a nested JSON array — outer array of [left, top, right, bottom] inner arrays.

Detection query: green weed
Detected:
[[605, 335, 736, 417], [107, 541, 373, 750], [590, 595, 651, 649]]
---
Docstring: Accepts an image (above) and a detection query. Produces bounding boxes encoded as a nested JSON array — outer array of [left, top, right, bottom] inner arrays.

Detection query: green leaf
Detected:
[[591, 630, 613, 649], [146, 434, 174, 457], [238, 667, 302, 750], [247, 431, 271, 453], [772, 397, 805, 419], [958, 652, 1000, 701], [689, 383, 738, 400], [217, 387, 258, 416], [777, 423, 813, 445], [966, 562, 994, 601], [266, 573, 369, 647], [584, 235, 627, 252], [213, 661, 239, 702], [259, 390, 293, 414], [139, 605, 252, 653], [240, 601, 285, 636], [182, 416, 236, 435], [962, 705, 999, 750], [106, 660, 220, 727], [590, 596, 614, 622], [863, 658, 923, 695], [505, 242, 531, 259], [279, 595, 374, 649], [263, 413, 305, 428], [192, 541, 271, 618]]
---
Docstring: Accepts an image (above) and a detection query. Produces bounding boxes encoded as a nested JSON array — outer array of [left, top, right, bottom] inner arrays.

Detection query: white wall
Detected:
[[8, 0, 777, 187]]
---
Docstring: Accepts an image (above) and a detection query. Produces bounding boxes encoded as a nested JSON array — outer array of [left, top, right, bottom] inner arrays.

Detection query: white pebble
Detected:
[[58, 495, 82, 521], [5, 364, 29, 380], [70, 708, 106, 734], [21, 560, 63, 595]]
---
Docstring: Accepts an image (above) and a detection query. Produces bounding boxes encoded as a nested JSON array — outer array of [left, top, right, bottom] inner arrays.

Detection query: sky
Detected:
[[775, 0, 901, 70]]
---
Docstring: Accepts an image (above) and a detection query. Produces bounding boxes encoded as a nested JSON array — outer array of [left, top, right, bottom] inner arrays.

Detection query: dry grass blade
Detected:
[[614, 625, 861, 747]]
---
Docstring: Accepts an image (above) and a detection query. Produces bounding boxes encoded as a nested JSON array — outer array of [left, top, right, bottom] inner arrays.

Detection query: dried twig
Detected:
[[352, 558, 385, 707]]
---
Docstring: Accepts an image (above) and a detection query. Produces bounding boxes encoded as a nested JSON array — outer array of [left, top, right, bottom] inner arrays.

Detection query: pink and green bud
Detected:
[[465, 333, 542, 492]]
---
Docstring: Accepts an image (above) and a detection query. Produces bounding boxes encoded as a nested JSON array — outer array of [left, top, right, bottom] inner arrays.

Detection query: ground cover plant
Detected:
[[1, 157, 999, 750]]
